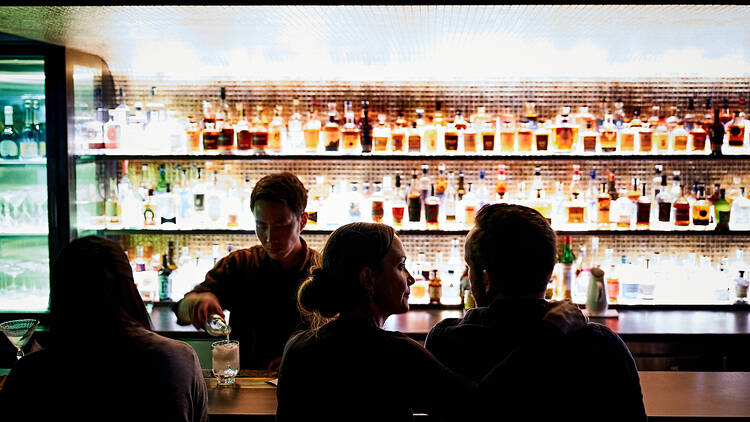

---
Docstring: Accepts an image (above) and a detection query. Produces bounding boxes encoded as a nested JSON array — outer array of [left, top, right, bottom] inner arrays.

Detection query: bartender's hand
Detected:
[[543, 300, 586, 335], [190, 292, 224, 330], [267, 356, 283, 372]]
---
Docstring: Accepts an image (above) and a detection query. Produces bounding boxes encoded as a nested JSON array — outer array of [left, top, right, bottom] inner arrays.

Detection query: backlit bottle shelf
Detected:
[[0, 229, 49, 236], [75, 153, 750, 162], [0, 158, 47, 166], [95, 228, 750, 236]]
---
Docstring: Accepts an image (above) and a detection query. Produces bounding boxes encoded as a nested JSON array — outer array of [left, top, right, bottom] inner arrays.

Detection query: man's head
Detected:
[[465, 203, 557, 306], [251, 172, 308, 265]]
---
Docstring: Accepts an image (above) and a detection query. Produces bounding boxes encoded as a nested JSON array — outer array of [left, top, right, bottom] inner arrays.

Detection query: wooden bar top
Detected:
[[205, 372, 750, 419]]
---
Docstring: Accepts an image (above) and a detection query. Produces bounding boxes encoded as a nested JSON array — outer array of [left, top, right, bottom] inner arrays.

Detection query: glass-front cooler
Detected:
[[0, 56, 50, 312]]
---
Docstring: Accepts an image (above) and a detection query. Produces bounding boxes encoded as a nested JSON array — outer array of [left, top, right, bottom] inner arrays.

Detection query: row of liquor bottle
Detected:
[[84, 160, 750, 232], [552, 237, 749, 306], [128, 236, 750, 307], [74, 87, 748, 156], [0, 99, 46, 160]]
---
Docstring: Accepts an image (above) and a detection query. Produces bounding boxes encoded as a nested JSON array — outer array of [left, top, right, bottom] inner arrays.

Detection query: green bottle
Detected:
[[156, 164, 168, 192], [560, 235, 575, 300], [714, 188, 731, 231]]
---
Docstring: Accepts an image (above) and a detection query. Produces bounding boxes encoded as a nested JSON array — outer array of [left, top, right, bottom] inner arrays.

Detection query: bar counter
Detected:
[[148, 305, 750, 371], [204, 371, 750, 420]]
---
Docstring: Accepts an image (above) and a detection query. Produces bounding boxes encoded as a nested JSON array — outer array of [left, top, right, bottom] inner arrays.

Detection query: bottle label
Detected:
[[203, 132, 219, 150], [159, 274, 171, 301], [392, 206, 404, 224], [639, 132, 653, 151], [556, 128, 574, 149], [194, 193, 205, 211], [636, 203, 651, 224], [391, 134, 404, 151], [0, 140, 19, 158], [407, 196, 421, 222], [729, 126, 745, 146], [567, 206, 585, 223], [105, 200, 118, 217], [373, 136, 388, 151], [429, 284, 442, 302], [444, 134, 458, 151], [237, 130, 253, 150], [620, 133, 634, 151], [424, 130, 437, 150], [658, 202, 671, 222], [583, 135, 597, 151], [601, 131, 617, 151], [372, 201, 384, 222], [408, 135, 421, 151], [252, 132, 268, 148], [464, 133, 476, 151], [535, 134, 548, 151], [674, 135, 688, 151], [674, 204, 690, 224], [482, 133, 495, 150], [306, 210, 318, 224], [425, 203, 439, 224]]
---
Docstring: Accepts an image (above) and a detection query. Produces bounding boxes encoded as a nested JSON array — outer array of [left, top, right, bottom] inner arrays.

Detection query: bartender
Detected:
[[174, 172, 320, 369]]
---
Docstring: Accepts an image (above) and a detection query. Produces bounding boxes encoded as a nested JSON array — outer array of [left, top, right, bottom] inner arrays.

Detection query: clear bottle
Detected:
[[422, 107, 437, 152], [105, 177, 120, 226], [476, 170, 491, 209], [444, 171, 458, 225], [434, 163, 447, 202], [233, 105, 251, 152], [205, 314, 231, 337], [463, 114, 477, 153], [341, 100, 359, 152], [408, 120, 423, 153], [216, 88, 235, 153], [656, 175, 673, 225], [0, 106, 20, 159], [373, 114, 391, 153], [462, 183, 478, 227], [554, 107, 577, 152], [672, 184, 691, 228], [612, 186, 634, 229], [565, 192, 587, 227], [560, 235, 575, 300], [672, 120, 689, 152], [597, 183, 611, 229], [19, 100, 39, 158], [419, 164, 431, 205], [654, 115, 670, 152], [730, 187, 750, 230], [638, 117, 654, 153], [516, 122, 533, 152], [287, 99, 304, 153], [370, 181, 384, 223], [479, 107, 496, 152], [599, 113, 618, 153], [534, 120, 551, 152], [267, 105, 284, 153]]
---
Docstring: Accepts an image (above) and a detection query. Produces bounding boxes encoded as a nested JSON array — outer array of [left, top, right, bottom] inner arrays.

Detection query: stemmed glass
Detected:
[[28, 187, 48, 229], [0, 319, 39, 360], [7, 190, 27, 231], [0, 191, 13, 230]]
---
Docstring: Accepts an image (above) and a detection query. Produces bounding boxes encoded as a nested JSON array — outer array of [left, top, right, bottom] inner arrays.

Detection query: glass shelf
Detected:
[[0, 230, 49, 236], [0, 158, 47, 166], [95, 228, 750, 236], [75, 153, 750, 162]]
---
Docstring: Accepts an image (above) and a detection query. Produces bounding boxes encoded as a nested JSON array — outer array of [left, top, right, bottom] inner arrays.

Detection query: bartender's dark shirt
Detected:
[[175, 238, 319, 369], [425, 298, 647, 421]]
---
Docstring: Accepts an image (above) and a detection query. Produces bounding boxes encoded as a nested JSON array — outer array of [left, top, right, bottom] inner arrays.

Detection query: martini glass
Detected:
[[1, 319, 39, 360]]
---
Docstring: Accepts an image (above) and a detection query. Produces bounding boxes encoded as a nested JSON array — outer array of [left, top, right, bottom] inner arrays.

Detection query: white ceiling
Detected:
[[0, 5, 749, 80]]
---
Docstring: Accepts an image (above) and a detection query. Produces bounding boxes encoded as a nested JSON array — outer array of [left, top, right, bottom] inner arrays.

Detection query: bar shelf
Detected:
[[75, 153, 750, 162], [0, 158, 47, 166]]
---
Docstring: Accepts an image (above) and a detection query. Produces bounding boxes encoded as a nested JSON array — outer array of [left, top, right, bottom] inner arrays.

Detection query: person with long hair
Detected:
[[1, 236, 207, 422], [276, 222, 585, 421]]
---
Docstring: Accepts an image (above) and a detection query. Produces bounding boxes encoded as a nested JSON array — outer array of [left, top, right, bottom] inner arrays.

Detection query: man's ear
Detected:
[[482, 269, 493, 295], [298, 211, 308, 232], [359, 266, 375, 297]]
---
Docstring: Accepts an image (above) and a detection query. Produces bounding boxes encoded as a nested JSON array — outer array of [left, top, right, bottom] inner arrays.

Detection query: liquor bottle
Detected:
[[408, 121, 422, 153], [216, 88, 235, 153], [560, 235, 575, 300], [462, 183, 478, 227], [371, 181, 384, 223], [638, 118, 653, 153], [603, 249, 619, 303], [612, 99, 625, 129], [710, 107, 725, 156], [692, 185, 711, 227], [435, 163, 447, 202], [569, 164, 582, 199], [303, 101, 321, 153], [495, 164, 507, 202], [0, 105, 19, 159], [407, 171, 422, 223], [528, 187, 552, 225], [720, 98, 733, 126], [156, 164, 168, 193], [286, 99, 304, 153], [654, 114, 670, 152], [683, 97, 697, 132], [480, 108, 496, 152], [425, 184, 440, 230], [29, 99, 45, 157], [373, 114, 390, 153], [143, 188, 157, 226], [534, 121, 551, 152], [341, 101, 359, 152], [457, 170, 466, 200], [186, 118, 201, 152], [672, 120, 689, 152], [565, 192, 587, 226], [714, 188, 731, 232], [612, 186, 634, 229], [636, 183, 651, 229], [105, 177, 120, 226], [429, 269, 442, 304], [360, 100, 373, 153], [647, 106, 660, 128], [690, 116, 708, 152], [727, 111, 746, 149], [201, 101, 219, 152], [158, 253, 172, 302], [517, 122, 533, 152], [463, 115, 477, 152], [323, 103, 341, 152], [476, 170, 491, 209], [499, 120, 515, 152], [345, 181, 364, 223], [432, 101, 445, 152], [597, 183, 611, 229], [665, 105, 680, 133], [656, 175, 672, 224], [233, 105, 250, 152], [159, 184, 178, 226], [701, 98, 713, 142], [580, 118, 598, 153], [19, 100, 39, 158], [554, 107, 577, 152], [673, 185, 691, 227], [730, 187, 750, 230], [419, 164, 430, 205], [391, 111, 407, 153], [268, 105, 284, 153], [391, 174, 405, 226], [418, 108, 436, 153], [444, 171, 458, 225], [620, 122, 636, 152], [626, 177, 641, 204], [607, 171, 618, 200], [599, 114, 618, 153], [443, 112, 459, 152]]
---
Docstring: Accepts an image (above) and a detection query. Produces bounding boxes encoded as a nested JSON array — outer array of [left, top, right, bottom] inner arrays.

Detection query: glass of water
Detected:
[[211, 339, 239, 385]]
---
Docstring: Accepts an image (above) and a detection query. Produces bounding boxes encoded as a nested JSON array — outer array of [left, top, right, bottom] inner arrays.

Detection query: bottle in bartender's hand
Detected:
[[206, 314, 231, 337]]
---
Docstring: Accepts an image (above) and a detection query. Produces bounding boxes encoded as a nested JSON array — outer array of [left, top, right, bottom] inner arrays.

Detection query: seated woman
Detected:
[[276, 222, 584, 421], [1, 236, 207, 422]]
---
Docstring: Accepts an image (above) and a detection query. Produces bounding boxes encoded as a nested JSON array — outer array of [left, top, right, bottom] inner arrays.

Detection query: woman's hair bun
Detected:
[[298, 266, 341, 318]]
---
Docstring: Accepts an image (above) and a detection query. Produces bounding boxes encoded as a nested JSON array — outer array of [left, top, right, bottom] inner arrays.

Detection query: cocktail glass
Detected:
[[0, 319, 39, 360], [7, 191, 27, 230], [28, 187, 47, 228], [211, 339, 239, 385]]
